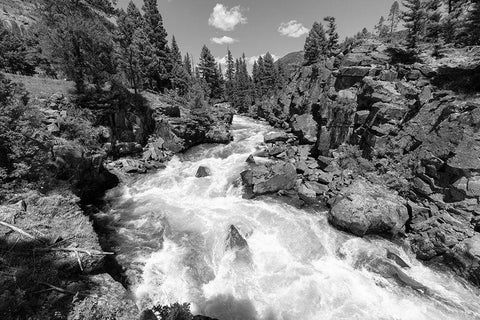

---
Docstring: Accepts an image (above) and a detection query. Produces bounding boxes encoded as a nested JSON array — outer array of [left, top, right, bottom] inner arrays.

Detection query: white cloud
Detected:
[[208, 4, 247, 31], [211, 36, 238, 45], [278, 20, 309, 38]]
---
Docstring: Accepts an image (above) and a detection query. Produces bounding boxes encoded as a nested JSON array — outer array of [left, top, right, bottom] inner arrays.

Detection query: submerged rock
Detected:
[[196, 166, 211, 178], [329, 178, 409, 237], [386, 249, 411, 268]]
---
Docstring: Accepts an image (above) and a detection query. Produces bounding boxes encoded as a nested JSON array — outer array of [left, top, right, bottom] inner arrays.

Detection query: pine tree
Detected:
[[225, 48, 235, 102], [375, 16, 389, 38], [467, 0, 480, 45], [117, 1, 144, 94], [183, 53, 192, 75], [233, 54, 253, 113], [424, 0, 442, 42], [199, 45, 220, 99], [388, 1, 401, 35], [303, 22, 327, 65], [262, 52, 276, 96], [324, 16, 339, 54], [142, 0, 170, 90], [402, 0, 425, 49], [170, 36, 182, 65]]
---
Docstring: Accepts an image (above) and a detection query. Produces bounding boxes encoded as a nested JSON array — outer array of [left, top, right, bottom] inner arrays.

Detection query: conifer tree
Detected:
[[388, 1, 401, 35], [467, 0, 480, 45], [375, 16, 389, 38], [199, 45, 221, 99], [424, 0, 442, 42], [117, 1, 144, 94], [225, 48, 235, 102], [183, 53, 192, 75], [262, 52, 276, 96], [402, 0, 425, 49], [324, 16, 339, 54], [142, 0, 170, 90], [170, 36, 182, 65], [303, 22, 327, 65]]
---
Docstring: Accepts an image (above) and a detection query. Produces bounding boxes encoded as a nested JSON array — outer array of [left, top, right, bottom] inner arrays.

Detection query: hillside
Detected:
[[276, 51, 304, 75]]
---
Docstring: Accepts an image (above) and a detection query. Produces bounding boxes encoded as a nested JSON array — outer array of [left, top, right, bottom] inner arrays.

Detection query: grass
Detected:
[[4, 73, 75, 99]]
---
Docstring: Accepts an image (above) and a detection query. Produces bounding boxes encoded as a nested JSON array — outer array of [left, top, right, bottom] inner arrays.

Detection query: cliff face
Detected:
[[254, 40, 480, 285]]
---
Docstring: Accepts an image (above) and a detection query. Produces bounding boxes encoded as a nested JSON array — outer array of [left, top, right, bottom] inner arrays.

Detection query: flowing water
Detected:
[[105, 116, 480, 320]]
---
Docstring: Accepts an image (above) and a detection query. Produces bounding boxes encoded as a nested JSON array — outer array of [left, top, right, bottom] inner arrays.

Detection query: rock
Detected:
[[69, 274, 138, 320], [386, 249, 411, 268], [246, 154, 256, 164], [226, 225, 248, 250], [241, 162, 297, 196], [298, 183, 317, 200], [290, 114, 317, 144], [196, 166, 211, 178], [329, 178, 409, 237], [264, 131, 289, 143]]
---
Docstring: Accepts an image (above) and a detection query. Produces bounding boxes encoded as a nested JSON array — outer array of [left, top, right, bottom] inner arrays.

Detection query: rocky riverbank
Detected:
[[244, 39, 480, 286], [0, 77, 233, 320]]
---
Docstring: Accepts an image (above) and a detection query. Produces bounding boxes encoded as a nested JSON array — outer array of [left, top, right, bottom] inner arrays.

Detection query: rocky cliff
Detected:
[[248, 40, 480, 286]]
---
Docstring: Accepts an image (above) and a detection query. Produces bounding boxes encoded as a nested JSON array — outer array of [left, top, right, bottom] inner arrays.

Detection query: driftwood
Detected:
[[34, 247, 114, 256], [0, 221, 44, 244], [38, 282, 77, 295]]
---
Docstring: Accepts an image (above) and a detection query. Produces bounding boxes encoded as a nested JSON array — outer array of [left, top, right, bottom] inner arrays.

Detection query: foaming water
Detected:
[[105, 116, 480, 320]]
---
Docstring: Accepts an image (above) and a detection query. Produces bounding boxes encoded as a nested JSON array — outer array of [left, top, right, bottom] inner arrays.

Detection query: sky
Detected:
[[117, 0, 398, 66]]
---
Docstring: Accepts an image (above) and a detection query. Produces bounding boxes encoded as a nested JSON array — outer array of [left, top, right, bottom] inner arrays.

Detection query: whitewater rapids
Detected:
[[105, 116, 480, 320]]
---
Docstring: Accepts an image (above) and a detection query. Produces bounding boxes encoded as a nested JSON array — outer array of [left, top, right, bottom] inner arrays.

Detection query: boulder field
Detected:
[[245, 39, 480, 287]]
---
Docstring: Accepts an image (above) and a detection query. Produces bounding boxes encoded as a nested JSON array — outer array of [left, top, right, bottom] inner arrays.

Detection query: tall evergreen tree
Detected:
[[199, 45, 221, 99], [117, 1, 144, 94], [183, 53, 193, 75], [142, 0, 170, 90], [170, 35, 182, 65], [402, 0, 425, 49], [467, 0, 480, 45], [303, 22, 327, 65], [225, 48, 236, 102], [388, 1, 401, 35], [375, 16, 389, 38], [324, 16, 339, 54], [262, 52, 276, 96], [424, 0, 442, 42]]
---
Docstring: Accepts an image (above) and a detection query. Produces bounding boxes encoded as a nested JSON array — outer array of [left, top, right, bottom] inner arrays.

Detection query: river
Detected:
[[104, 116, 480, 320]]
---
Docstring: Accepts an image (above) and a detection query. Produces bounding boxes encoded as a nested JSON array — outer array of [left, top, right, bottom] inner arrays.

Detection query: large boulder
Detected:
[[290, 114, 318, 144], [329, 178, 409, 237], [241, 162, 297, 196]]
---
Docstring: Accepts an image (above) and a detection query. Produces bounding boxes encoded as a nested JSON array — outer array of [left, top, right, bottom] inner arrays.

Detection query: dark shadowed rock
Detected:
[[246, 154, 256, 164], [329, 178, 409, 237], [196, 166, 211, 178], [226, 225, 248, 250]]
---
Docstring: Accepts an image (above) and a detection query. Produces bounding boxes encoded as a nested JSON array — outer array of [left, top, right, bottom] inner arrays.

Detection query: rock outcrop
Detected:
[[251, 39, 480, 286]]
